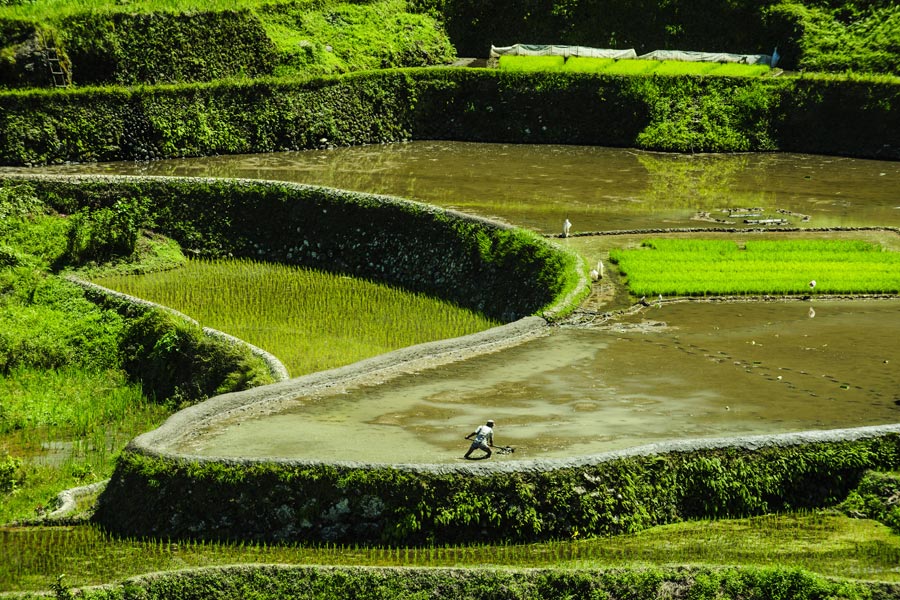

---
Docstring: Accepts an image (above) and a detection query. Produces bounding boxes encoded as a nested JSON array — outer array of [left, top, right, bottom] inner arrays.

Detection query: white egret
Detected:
[[562, 219, 571, 238]]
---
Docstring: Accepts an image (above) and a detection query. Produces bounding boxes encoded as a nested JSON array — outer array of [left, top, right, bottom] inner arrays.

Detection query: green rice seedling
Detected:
[[707, 63, 771, 77], [561, 57, 615, 73], [610, 238, 900, 297], [2, 512, 899, 591], [498, 55, 565, 72], [651, 61, 720, 76], [601, 59, 662, 75], [93, 259, 500, 377]]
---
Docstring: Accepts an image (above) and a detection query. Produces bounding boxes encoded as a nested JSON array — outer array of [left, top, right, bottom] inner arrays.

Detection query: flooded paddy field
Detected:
[[16, 142, 900, 233], [178, 299, 900, 464], [14, 143, 899, 464]]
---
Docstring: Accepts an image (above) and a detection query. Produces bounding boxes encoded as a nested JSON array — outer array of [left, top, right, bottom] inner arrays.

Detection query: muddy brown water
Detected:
[[180, 299, 900, 464], [14, 142, 900, 233], [12, 143, 900, 463]]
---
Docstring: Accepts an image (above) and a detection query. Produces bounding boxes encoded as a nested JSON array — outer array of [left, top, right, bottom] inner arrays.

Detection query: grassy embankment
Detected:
[[610, 239, 900, 297], [0, 185, 176, 525]]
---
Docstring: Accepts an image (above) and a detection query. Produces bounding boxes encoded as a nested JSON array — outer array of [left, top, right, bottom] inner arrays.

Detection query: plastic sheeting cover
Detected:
[[490, 44, 777, 66], [639, 49, 772, 65], [490, 44, 637, 59]]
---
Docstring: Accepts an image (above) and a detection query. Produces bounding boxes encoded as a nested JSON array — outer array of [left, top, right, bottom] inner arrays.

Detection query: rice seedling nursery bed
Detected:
[[499, 55, 771, 77], [609, 239, 900, 297]]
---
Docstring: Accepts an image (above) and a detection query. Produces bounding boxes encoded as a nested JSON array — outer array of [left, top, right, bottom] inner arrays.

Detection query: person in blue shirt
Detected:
[[464, 419, 495, 460]]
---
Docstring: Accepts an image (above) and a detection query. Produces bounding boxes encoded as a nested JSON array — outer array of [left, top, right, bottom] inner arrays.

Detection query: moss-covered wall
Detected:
[[3, 174, 585, 322], [0, 69, 897, 166], [94, 431, 900, 544]]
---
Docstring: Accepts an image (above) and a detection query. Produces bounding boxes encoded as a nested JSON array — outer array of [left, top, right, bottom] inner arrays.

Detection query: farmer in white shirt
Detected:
[[464, 419, 495, 460]]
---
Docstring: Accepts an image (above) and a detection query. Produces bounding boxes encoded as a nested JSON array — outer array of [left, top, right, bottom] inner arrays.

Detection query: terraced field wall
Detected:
[[96, 428, 900, 545], [1, 69, 898, 165]]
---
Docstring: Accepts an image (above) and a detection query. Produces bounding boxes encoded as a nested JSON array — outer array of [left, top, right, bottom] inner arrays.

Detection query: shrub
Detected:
[[119, 309, 272, 404], [64, 197, 151, 265], [0, 453, 21, 494], [840, 471, 900, 533]]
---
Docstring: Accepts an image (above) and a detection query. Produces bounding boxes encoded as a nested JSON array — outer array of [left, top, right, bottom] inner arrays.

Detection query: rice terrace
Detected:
[[1, 0, 900, 598]]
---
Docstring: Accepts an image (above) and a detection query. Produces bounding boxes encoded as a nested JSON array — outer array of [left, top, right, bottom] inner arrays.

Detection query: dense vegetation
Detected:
[[0, 0, 455, 87], [0, 181, 275, 523], [0, 68, 898, 166], [5, 511, 900, 591], [96, 434, 900, 546], [610, 239, 900, 296]]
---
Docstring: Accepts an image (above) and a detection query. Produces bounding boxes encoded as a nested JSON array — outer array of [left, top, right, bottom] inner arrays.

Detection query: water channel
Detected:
[[14, 143, 900, 463]]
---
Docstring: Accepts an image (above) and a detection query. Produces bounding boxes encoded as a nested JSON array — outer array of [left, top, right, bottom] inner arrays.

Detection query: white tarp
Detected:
[[490, 44, 778, 66], [490, 44, 637, 59], [638, 49, 774, 65]]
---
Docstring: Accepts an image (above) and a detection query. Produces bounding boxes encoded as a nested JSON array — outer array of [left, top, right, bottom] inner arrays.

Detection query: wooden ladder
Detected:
[[37, 31, 69, 88], [45, 46, 68, 87]]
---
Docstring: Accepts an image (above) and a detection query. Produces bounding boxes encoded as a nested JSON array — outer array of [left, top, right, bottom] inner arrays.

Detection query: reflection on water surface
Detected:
[[11, 142, 900, 233]]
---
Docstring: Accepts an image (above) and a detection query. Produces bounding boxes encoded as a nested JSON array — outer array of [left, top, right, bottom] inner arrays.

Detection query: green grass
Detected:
[[609, 238, 900, 297], [591, 59, 662, 75], [2, 512, 898, 591], [92, 258, 501, 377], [0, 367, 169, 524], [0, 0, 278, 19], [653, 61, 721, 76]]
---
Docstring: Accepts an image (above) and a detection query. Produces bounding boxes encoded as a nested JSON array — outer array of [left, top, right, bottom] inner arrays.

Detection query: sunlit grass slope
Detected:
[[92, 258, 501, 377], [610, 239, 900, 296], [2, 512, 898, 591]]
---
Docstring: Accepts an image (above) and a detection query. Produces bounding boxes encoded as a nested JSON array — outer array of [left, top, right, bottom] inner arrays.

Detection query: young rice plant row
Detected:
[[499, 55, 771, 77], [609, 239, 900, 296], [93, 259, 500, 377]]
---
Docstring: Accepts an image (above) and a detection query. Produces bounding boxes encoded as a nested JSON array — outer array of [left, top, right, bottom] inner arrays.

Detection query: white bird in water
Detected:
[[808, 306, 816, 318], [562, 219, 572, 238], [589, 260, 604, 281]]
